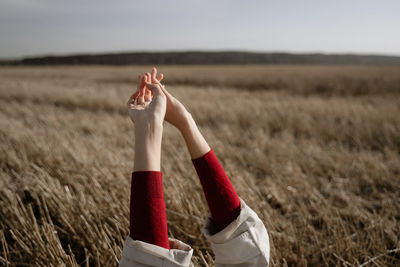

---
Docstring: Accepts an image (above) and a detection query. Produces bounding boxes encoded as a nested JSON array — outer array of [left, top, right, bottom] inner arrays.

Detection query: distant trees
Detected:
[[2, 51, 400, 65]]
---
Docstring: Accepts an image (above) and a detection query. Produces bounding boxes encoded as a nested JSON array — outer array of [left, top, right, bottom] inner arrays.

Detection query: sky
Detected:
[[0, 0, 399, 59]]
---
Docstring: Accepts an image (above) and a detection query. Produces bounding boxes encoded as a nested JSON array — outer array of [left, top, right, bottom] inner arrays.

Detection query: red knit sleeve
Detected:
[[129, 171, 169, 249], [192, 150, 241, 232]]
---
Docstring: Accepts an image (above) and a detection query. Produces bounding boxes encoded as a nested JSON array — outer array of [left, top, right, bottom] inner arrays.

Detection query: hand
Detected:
[[128, 73, 167, 172], [127, 74, 166, 127], [148, 68, 192, 132], [145, 68, 210, 158]]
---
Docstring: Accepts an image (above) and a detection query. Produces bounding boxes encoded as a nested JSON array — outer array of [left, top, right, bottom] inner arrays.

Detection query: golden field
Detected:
[[0, 65, 399, 266]]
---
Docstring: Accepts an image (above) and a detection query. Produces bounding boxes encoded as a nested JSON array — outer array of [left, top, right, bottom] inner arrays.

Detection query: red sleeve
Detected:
[[129, 171, 169, 249], [192, 150, 241, 232]]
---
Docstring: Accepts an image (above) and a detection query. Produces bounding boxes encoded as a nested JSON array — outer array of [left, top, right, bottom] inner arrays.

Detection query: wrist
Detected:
[[135, 120, 163, 136], [134, 124, 163, 155], [178, 114, 211, 159], [133, 122, 163, 172], [133, 138, 162, 171], [177, 112, 196, 133]]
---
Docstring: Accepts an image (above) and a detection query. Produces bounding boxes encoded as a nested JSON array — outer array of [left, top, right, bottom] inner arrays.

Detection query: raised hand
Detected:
[[144, 67, 210, 158], [127, 74, 166, 126], [147, 67, 192, 132], [127, 74, 167, 172], [129, 67, 209, 160]]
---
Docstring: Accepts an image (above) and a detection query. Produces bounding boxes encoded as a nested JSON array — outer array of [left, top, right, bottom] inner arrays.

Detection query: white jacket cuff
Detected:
[[119, 236, 193, 267], [202, 199, 270, 266]]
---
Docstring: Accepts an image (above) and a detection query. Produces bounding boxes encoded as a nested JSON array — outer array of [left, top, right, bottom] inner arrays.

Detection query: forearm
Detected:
[[180, 115, 240, 231], [130, 121, 169, 249], [179, 114, 210, 159], [133, 122, 163, 171], [129, 171, 169, 249]]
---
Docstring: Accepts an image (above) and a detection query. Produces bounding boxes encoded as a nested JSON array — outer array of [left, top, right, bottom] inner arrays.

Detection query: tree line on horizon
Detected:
[[2, 51, 400, 65]]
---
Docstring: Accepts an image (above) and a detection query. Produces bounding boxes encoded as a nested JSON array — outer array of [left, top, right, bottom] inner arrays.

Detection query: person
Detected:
[[119, 68, 270, 267]]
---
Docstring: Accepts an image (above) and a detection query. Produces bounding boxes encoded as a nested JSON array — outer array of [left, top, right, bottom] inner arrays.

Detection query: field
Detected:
[[0, 65, 399, 266]]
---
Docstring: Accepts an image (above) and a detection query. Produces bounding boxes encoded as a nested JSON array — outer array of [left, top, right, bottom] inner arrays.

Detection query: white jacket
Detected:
[[119, 199, 270, 266]]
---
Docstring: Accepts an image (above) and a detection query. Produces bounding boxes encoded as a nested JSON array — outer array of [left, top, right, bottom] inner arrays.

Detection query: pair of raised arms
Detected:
[[127, 67, 210, 171], [127, 68, 188, 130]]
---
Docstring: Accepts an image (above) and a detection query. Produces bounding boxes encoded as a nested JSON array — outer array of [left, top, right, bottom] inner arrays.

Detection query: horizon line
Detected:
[[2, 49, 400, 61]]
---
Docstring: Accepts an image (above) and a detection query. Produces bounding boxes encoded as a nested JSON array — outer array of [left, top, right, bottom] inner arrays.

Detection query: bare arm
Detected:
[[128, 73, 166, 171], [133, 122, 163, 171], [178, 114, 210, 159], [126, 73, 170, 250], [148, 67, 210, 159]]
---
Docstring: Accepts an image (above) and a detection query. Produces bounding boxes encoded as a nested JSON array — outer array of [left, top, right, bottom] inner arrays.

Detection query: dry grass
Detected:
[[0, 65, 399, 266]]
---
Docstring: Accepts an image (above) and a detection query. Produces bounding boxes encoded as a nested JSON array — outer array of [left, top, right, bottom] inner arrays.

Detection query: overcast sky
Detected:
[[0, 0, 399, 59]]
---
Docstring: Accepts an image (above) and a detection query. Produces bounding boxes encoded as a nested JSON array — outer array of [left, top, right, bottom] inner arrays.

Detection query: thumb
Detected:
[[145, 82, 164, 97], [145, 82, 166, 113], [152, 79, 171, 97]]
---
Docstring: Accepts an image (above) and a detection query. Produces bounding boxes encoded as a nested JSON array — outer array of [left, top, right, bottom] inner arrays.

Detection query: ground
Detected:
[[0, 65, 399, 266]]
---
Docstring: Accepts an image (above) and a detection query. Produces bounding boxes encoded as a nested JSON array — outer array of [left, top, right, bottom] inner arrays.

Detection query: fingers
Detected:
[[127, 94, 134, 107], [129, 75, 142, 105], [151, 67, 157, 82], [150, 67, 163, 82], [145, 82, 164, 97], [152, 67, 165, 85], [130, 74, 143, 104], [145, 72, 151, 87], [137, 93, 145, 105], [145, 82, 166, 117], [131, 68, 165, 107], [127, 90, 141, 108], [137, 74, 146, 92], [148, 67, 164, 84], [137, 80, 145, 105], [148, 69, 169, 96], [148, 69, 165, 97], [153, 78, 171, 98], [144, 87, 152, 102], [132, 74, 144, 105]]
